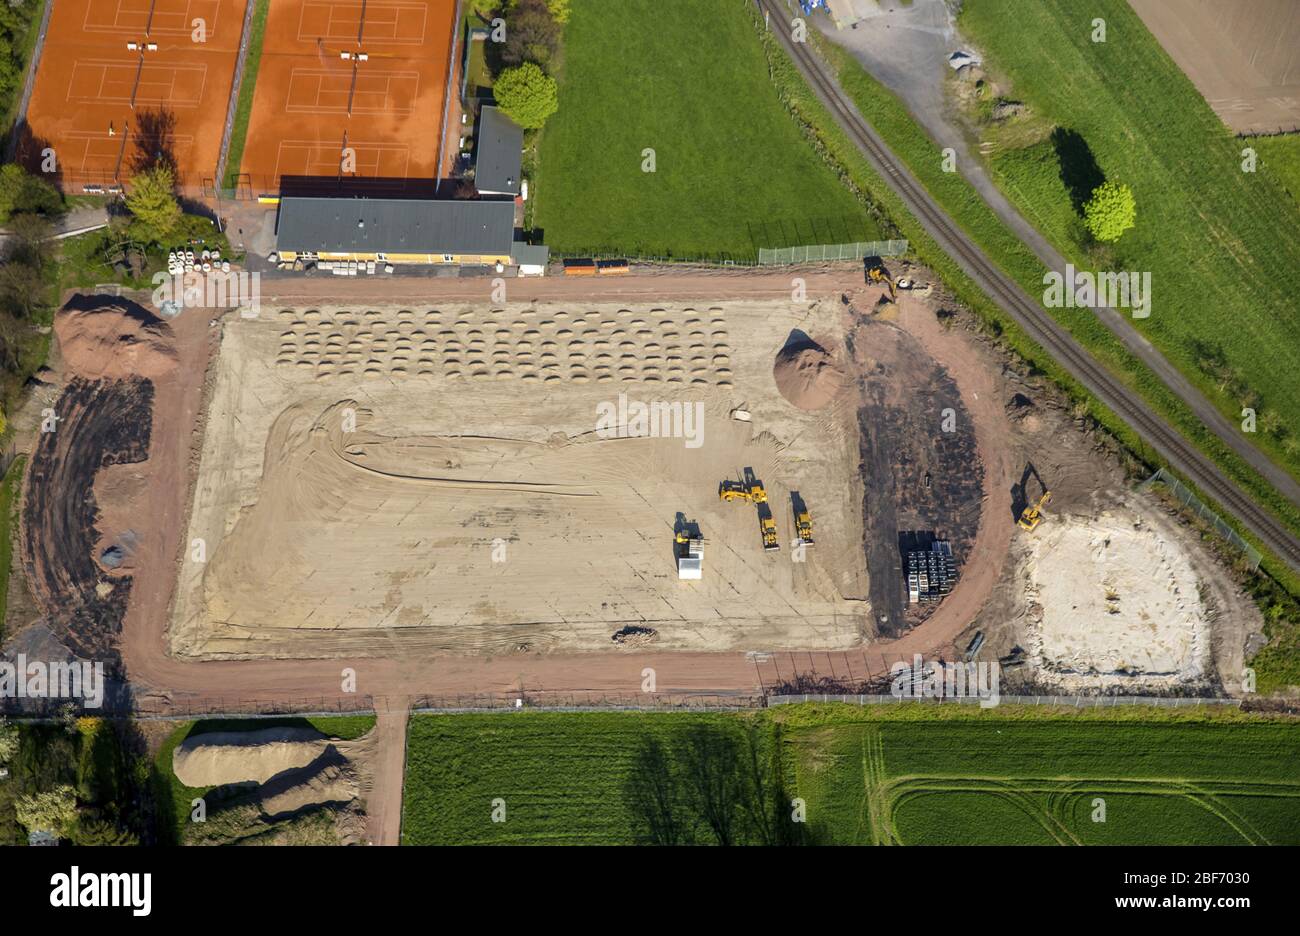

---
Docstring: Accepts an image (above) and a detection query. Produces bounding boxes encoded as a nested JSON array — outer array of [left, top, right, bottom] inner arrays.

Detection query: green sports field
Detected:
[[401, 706, 1300, 845], [533, 0, 884, 261]]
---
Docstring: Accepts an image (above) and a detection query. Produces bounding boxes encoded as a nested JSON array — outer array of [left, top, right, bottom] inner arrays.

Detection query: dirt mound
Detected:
[[259, 763, 359, 820], [55, 302, 177, 380], [773, 337, 845, 411], [172, 728, 329, 787]]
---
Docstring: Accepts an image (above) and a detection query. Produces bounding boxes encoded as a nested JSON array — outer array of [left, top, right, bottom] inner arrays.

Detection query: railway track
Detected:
[[758, 0, 1300, 573]]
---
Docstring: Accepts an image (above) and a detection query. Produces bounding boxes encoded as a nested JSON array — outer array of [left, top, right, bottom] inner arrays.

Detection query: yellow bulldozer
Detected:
[[794, 504, 814, 546]]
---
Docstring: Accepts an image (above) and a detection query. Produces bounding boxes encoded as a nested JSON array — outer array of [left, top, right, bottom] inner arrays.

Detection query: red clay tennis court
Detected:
[[22, 0, 246, 190], [238, 0, 458, 193]]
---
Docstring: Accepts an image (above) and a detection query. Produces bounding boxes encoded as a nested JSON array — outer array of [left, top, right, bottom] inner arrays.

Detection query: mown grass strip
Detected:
[[220, 0, 270, 191], [0, 455, 26, 638]]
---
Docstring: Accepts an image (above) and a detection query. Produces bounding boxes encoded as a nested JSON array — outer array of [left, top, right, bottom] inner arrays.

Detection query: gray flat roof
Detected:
[[510, 242, 550, 266], [475, 106, 524, 195], [276, 197, 516, 255]]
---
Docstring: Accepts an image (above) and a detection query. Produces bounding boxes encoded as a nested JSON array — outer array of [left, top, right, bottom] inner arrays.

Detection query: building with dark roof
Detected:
[[474, 106, 524, 197], [275, 196, 524, 266]]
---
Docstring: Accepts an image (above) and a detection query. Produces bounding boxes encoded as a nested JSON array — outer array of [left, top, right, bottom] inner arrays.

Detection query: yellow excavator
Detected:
[[1016, 463, 1052, 532], [865, 256, 896, 301], [1018, 490, 1052, 531]]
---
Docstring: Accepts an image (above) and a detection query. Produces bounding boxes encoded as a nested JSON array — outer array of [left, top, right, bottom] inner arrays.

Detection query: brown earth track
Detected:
[[21, 0, 247, 188]]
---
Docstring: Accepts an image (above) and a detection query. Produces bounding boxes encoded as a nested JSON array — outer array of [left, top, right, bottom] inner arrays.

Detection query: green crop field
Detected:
[[401, 706, 1300, 845], [1253, 134, 1300, 210], [533, 0, 883, 261], [959, 0, 1300, 480]]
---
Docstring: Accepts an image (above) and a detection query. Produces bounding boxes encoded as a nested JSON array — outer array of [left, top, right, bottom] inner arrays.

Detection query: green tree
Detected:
[[507, 0, 570, 24], [14, 785, 78, 836], [0, 164, 63, 224], [1082, 180, 1137, 242], [501, 0, 561, 70], [0, 718, 17, 765], [125, 165, 182, 244], [493, 62, 559, 130]]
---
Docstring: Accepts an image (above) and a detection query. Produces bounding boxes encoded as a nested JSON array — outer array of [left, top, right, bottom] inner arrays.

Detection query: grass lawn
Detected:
[[1253, 134, 1300, 210], [0, 455, 27, 640], [958, 0, 1300, 485], [152, 714, 376, 844], [401, 706, 1300, 845], [222, 0, 270, 190], [533, 0, 883, 261]]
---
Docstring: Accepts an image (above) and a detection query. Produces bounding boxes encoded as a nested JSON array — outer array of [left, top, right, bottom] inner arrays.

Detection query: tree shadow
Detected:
[[622, 722, 811, 846], [130, 108, 180, 177], [1051, 127, 1104, 213], [6, 120, 64, 195]]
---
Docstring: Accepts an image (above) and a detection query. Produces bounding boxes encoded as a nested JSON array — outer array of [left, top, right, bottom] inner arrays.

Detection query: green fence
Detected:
[[758, 238, 909, 265], [1143, 467, 1263, 571]]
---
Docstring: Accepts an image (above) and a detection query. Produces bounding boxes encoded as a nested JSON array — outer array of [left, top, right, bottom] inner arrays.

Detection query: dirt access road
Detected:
[[764, 0, 1300, 571], [111, 269, 1010, 713]]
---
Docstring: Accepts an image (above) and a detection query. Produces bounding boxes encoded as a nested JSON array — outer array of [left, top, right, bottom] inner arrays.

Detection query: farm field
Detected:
[[533, 0, 883, 262], [1253, 134, 1300, 210], [401, 707, 1300, 845], [958, 0, 1300, 482]]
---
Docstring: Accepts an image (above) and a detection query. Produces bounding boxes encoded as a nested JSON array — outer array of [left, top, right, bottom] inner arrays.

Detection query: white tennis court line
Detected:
[[61, 127, 196, 172], [272, 138, 412, 180], [296, 0, 429, 45], [66, 58, 208, 107], [82, 0, 224, 37], [283, 67, 420, 115]]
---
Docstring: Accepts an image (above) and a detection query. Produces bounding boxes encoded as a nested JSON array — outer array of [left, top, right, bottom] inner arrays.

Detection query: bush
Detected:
[[501, 0, 562, 70], [507, 0, 570, 23], [494, 62, 559, 130], [1082, 180, 1136, 243], [0, 164, 64, 224]]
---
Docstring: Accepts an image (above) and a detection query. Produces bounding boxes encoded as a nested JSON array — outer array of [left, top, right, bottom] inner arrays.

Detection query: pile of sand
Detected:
[[773, 339, 844, 411], [172, 728, 329, 787], [55, 302, 177, 380]]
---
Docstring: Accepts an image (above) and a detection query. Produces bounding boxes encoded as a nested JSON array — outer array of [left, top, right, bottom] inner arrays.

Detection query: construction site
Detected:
[[0, 262, 1258, 705]]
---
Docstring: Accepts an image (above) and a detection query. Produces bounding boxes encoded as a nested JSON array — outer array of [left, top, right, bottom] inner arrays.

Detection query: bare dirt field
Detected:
[[21, 0, 247, 188], [238, 0, 457, 192], [171, 298, 873, 658], [1130, 0, 1300, 134]]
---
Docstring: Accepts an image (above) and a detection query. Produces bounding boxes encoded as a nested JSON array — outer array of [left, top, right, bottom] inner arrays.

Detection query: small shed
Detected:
[[474, 106, 525, 197]]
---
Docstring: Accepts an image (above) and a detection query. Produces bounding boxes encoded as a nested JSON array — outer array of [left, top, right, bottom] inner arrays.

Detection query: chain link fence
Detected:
[[758, 238, 909, 265], [768, 694, 1243, 708], [1142, 467, 1263, 571]]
